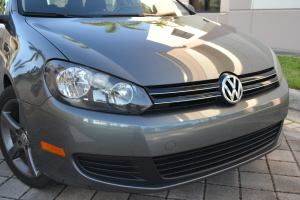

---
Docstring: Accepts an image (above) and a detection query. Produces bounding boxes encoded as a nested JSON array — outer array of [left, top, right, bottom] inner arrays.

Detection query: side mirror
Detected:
[[183, 3, 196, 13], [0, 15, 8, 25]]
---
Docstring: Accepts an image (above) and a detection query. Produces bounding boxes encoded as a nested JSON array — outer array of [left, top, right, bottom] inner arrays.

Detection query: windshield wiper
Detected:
[[97, 13, 175, 18], [99, 14, 140, 17], [138, 12, 176, 17], [22, 12, 89, 18]]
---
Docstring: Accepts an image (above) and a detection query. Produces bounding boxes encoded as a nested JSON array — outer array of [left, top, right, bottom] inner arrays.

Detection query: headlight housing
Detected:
[[270, 48, 283, 83], [44, 60, 153, 114]]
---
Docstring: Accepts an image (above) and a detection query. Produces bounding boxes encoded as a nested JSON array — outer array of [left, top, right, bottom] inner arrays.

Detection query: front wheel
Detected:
[[0, 86, 52, 188]]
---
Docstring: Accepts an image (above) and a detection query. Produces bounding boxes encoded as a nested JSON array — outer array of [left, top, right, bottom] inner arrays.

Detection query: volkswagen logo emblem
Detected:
[[220, 74, 243, 104]]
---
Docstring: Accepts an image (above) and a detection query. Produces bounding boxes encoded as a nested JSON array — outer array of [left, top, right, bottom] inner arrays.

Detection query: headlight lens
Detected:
[[44, 60, 153, 114], [270, 48, 283, 82], [56, 67, 91, 98], [110, 83, 134, 106]]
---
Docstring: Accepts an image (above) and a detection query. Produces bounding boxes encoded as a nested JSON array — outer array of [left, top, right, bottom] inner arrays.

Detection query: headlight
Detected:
[[56, 67, 91, 98], [44, 60, 153, 114], [270, 48, 283, 83]]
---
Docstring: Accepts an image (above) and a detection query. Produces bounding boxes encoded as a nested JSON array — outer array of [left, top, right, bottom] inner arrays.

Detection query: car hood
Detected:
[[26, 15, 274, 86]]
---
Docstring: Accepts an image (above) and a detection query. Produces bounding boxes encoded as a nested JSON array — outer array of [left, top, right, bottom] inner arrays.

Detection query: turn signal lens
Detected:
[[40, 141, 66, 157]]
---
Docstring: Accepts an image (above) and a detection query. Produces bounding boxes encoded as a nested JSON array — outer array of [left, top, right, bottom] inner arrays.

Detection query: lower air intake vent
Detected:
[[74, 154, 143, 182], [153, 121, 283, 179]]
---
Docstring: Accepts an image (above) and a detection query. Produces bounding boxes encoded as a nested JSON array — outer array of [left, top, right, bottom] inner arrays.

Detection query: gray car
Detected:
[[0, 0, 288, 193]]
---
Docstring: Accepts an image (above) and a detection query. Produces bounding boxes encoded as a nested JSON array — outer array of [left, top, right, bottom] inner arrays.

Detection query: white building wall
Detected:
[[197, 0, 300, 51], [253, 0, 300, 9]]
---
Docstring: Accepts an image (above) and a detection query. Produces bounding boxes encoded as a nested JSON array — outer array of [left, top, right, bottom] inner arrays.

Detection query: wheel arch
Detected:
[[4, 73, 12, 89], [0, 72, 15, 96]]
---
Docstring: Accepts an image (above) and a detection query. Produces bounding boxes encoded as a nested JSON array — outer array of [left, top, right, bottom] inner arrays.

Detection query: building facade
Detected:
[[182, 0, 300, 51]]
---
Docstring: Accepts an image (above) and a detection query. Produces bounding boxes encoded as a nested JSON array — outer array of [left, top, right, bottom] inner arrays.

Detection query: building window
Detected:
[[190, 0, 220, 12]]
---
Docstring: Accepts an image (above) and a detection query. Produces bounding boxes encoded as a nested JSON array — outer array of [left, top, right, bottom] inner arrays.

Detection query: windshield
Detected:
[[18, 0, 190, 17]]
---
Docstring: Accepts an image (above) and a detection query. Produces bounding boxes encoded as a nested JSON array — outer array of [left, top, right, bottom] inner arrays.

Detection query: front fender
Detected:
[[3, 5, 67, 106]]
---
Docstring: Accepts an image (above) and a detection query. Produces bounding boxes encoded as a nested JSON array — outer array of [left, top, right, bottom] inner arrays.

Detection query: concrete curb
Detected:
[[287, 108, 300, 123], [289, 88, 300, 112], [288, 89, 300, 123], [273, 49, 300, 58]]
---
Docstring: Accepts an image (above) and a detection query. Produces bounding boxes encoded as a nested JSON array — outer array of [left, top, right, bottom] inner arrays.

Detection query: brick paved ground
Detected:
[[0, 119, 300, 200]]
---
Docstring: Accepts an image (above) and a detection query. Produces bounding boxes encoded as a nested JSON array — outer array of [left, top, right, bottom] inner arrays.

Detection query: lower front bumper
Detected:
[[18, 78, 289, 192], [71, 121, 283, 192], [50, 132, 284, 193]]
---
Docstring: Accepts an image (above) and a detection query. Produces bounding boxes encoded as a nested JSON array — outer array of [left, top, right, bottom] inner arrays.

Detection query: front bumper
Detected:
[[19, 78, 289, 192]]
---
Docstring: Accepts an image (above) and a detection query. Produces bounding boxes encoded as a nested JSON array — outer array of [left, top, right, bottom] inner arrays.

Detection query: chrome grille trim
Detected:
[[244, 80, 279, 92], [148, 85, 220, 95], [154, 94, 222, 104], [241, 73, 277, 84], [145, 67, 278, 110], [147, 82, 220, 95]]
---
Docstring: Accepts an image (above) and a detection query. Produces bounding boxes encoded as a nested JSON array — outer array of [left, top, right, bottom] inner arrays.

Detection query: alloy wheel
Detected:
[[1, 99, 41, 178]]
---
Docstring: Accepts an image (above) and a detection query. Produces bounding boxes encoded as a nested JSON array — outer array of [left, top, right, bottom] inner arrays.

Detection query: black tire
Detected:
[[0, 85, 52, 188]]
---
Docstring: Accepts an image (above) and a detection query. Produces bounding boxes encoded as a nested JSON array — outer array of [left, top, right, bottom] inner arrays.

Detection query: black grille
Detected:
[[146, 67, 278, 110], [75, 154, 143, 181], [153, 121, 282, 179]]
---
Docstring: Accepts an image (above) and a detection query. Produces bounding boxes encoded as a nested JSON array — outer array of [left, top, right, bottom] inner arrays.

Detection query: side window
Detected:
[[190, 0, 220, 12]]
